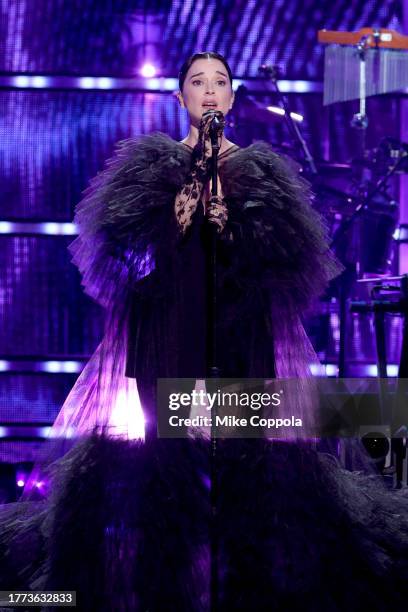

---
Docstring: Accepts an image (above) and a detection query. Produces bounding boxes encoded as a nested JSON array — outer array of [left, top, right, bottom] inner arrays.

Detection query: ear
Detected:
[[175, 91, 185, 108]]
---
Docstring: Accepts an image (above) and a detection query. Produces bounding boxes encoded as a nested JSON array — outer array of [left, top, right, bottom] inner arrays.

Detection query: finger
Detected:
[[208, 217, 223, 230], [208, 206, 227, 219], [207, 211, 227, 233]]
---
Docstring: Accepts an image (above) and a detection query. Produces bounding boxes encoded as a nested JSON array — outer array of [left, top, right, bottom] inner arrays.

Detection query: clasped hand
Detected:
[[175, 112, 228, 235], [203, 177, 228, 234], [198, 114, 228, 234], [206, 194, 228, 233]]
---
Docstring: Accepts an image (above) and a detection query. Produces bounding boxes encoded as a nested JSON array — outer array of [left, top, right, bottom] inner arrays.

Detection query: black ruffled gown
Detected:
[[1, 134, 408, 611], [126, 144, 276, 436]]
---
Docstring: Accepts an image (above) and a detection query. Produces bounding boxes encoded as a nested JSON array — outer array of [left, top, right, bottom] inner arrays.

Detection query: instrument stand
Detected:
[[350, 275, 408, 487], [350, 35, 370, 132]]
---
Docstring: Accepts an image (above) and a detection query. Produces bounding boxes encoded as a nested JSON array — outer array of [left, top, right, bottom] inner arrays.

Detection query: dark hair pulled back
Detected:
[[178, 51, 233, 91]]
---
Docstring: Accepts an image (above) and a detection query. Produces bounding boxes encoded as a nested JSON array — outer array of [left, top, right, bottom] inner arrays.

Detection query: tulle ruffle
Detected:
[[2, 435, 408, 611]]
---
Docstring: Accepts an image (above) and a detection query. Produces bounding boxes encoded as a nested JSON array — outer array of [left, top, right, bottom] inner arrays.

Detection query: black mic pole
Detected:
[[208, 114, 222, 379], [207, 111, 223, 612]]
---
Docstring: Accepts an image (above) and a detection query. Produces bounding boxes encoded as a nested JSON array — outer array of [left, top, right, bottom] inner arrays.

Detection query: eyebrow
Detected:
[[189, 71, 228, 79]]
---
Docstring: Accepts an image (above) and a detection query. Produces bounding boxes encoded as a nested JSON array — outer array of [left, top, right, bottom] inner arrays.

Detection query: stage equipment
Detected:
[[330, 150, 403, 262], [311, 148, 400, 376], [258, 64, 317, 175], [360, 427, 391, 471], [229, 37, 405, 376], [266, 105, 303, 122], [318, 28, 408, 108], [368, 138, 408, 175], [228, 84, 300, 155], [202, 108, 225, 378], [317, 28, 408, 375], [231, 84, 287, 124], [203, 108, 225, 611], [350, 275, 408, 487], [351, 275, 408, 379]]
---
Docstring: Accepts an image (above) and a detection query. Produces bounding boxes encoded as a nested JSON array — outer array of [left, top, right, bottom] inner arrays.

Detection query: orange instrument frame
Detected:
[[318, 28, 408, 50]]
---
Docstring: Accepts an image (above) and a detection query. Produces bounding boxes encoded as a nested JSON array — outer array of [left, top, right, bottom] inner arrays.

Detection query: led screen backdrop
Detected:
[[0, 374, 75, 423], [0, 236, 101, 356], [0, 91, 189, 220], [0, 0, 401, 78]]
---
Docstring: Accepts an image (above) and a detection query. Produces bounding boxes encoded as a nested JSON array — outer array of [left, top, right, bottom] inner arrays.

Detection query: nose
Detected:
[[205, 80, 215, 94]]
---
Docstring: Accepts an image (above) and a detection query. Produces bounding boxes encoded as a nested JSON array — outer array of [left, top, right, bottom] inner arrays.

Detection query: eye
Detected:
[[192, 79, 203, 86], [216, 80, 227, 86]]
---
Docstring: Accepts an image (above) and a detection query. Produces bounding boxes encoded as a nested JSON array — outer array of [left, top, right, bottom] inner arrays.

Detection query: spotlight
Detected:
[[0, 361, 9, 372], [361, 432, 390, 460], [360, 426, 391, 471], [79, 77, 96, 89], [31, 76, 49, 88], [267, 106, 304, 122], [140, 63, 157, 78], [15, 463, 33, 494], [96, 77, 114, 89], [289, 111, 304, 122], [393, 227, 401, 240], [41, 222, 77, 236], [267, 106, 285, 116], [13, 75, 30, 87], [325, 364, 338, 377], [43, 360, 82, 373]]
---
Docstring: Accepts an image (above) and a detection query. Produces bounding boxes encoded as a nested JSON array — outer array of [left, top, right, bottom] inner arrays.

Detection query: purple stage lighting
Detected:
[[140, 63, 157, 78], [267, 106, 304, 122]]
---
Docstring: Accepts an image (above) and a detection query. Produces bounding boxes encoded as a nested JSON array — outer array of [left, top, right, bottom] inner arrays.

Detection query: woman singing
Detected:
[[1, 52, 407, 612]]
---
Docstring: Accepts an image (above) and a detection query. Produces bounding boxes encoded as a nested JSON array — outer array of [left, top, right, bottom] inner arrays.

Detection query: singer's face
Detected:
[[180, 58, 234, 127]]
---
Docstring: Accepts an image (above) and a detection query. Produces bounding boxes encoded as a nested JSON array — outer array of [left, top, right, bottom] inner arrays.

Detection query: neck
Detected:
[[182, 125, 234, 154]]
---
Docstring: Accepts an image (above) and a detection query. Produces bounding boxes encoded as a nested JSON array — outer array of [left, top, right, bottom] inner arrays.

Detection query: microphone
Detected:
[[258, 64, 281, 80], [202, 109, 225, 128], [202, 110, 225, 145]]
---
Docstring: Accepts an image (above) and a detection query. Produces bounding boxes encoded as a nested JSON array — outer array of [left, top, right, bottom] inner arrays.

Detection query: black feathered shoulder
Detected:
[[219, 142, 342, 310], [69, 133, 190, 307]]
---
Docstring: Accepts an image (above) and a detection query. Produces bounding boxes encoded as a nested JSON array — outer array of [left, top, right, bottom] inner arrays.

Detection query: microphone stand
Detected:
[[259, 64, 317, 176], [208, 117, 222, 380], [207, 113, 222, 612]]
